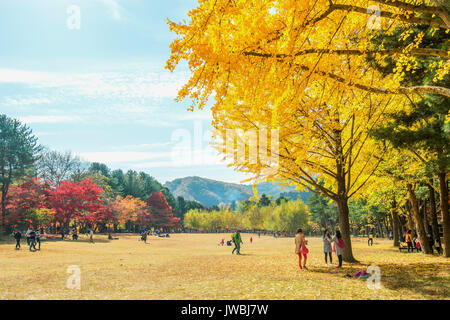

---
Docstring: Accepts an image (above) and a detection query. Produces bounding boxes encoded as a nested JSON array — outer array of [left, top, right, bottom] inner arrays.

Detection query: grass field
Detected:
[[0, 233, 449, 300]]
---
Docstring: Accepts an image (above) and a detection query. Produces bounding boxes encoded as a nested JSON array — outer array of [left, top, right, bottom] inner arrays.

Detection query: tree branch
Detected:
[[243, 48, 449, 59], [292, 64, 450, 98]]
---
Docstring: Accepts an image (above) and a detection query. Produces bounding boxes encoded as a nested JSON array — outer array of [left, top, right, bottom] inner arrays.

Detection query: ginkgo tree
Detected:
[[166, 0, 446, 261], [362, 147, 435, 252]]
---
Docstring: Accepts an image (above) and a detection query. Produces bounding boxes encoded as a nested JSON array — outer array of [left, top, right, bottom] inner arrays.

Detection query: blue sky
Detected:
[[0, 0, 249, 184]]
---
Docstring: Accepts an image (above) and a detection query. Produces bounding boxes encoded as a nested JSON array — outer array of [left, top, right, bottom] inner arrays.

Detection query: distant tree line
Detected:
[[0, 114, 203, 233]]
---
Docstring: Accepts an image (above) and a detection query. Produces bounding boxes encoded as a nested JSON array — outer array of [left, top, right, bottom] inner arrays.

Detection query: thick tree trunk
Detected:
[[384, 216, 389, 237], [336, 197, 357, 262], [398, 213, 405, 240], [377, 218, 384, 238], [405, 203, 415, 232], [407, 184, 432, 254], [1, 187, 7, 233], [438, 172, 450, 257], [428, 183, 440, 246], [1, 200, 5, 233], [392, 201, 400, 246], [420, 199, 430, 234]]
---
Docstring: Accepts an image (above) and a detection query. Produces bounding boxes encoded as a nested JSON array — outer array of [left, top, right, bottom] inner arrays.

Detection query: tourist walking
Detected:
[[368, 232, 374, 246], [405, 230, 413, 253], [35, 230, 41, 250], [89, 229, 94, 243], [332, 230, 344, 268], [26, 228, 31, 246], [28, 229, 37, 251], [427, 233, 434, 254], [323, 229, 332, 266], [14, 230, 22, 250], [295, 228, 309, 270], [143, 231, 148, 243], [232, 230, 243, 255]]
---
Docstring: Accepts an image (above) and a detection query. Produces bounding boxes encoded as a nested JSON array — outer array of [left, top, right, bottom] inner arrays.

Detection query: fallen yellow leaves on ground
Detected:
[[0, 234, 448, 299]]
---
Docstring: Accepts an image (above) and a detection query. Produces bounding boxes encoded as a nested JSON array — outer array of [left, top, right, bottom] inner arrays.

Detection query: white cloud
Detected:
[[174, 110, 212, 121], [78, 151, 173, 163], [0, 69, 57, 84], [109, 141, 175, 151], [18, 115, 82, 124], [132, 149, 229, 168], [98, 0, 122, 20], [2, 97, 53, 106], [0, 68, 189, 100]]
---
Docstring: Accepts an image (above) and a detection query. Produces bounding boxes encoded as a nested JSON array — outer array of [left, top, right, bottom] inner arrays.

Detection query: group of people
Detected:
[[13, 228, 41, 252], [218, 231, 252, 250], [61, 228, 95, 243], [225, 228, 346, 270], [295, 228, 346, 270], [140, 229, 170, 243], [403, 230, 442, 254], [12, 227, 97, 251]]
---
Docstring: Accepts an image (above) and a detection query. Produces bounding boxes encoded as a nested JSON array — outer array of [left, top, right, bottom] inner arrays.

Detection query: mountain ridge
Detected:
[[164, 176, 310, 207]]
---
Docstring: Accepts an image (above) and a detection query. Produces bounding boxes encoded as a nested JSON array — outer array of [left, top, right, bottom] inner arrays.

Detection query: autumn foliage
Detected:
[[5, 177, 49, 226], [110, 195, 150, 228], [147, 192, 180, 229], [1, 171, 186, 232]]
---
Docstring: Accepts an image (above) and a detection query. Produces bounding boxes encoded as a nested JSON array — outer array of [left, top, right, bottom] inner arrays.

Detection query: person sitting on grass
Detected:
[[13, 230, 22, 250], [415, 240, 421, 252], [108, 232, 119, 240]]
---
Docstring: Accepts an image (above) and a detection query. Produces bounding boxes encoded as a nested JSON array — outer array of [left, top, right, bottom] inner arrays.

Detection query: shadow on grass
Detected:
[[376, 262, 450, 298], [309, 262, 449, 298]]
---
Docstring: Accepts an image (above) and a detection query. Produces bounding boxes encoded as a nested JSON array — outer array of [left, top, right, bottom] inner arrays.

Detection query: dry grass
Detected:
[[0, 233, 449, 300]]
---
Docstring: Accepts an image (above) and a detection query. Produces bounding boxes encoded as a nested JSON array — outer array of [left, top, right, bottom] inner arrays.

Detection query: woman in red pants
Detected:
[[295, 228, 309, 270]]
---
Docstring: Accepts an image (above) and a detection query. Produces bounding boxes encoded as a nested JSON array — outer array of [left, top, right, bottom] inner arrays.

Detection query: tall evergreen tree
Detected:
[[370, 25, 450, 255], [0, 115, 41, 231]]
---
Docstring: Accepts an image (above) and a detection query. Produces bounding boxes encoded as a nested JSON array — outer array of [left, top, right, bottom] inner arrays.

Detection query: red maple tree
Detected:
[[47, 178, 110, 229], [146, 192, 180, 229], [6, 177, 49, 226]]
